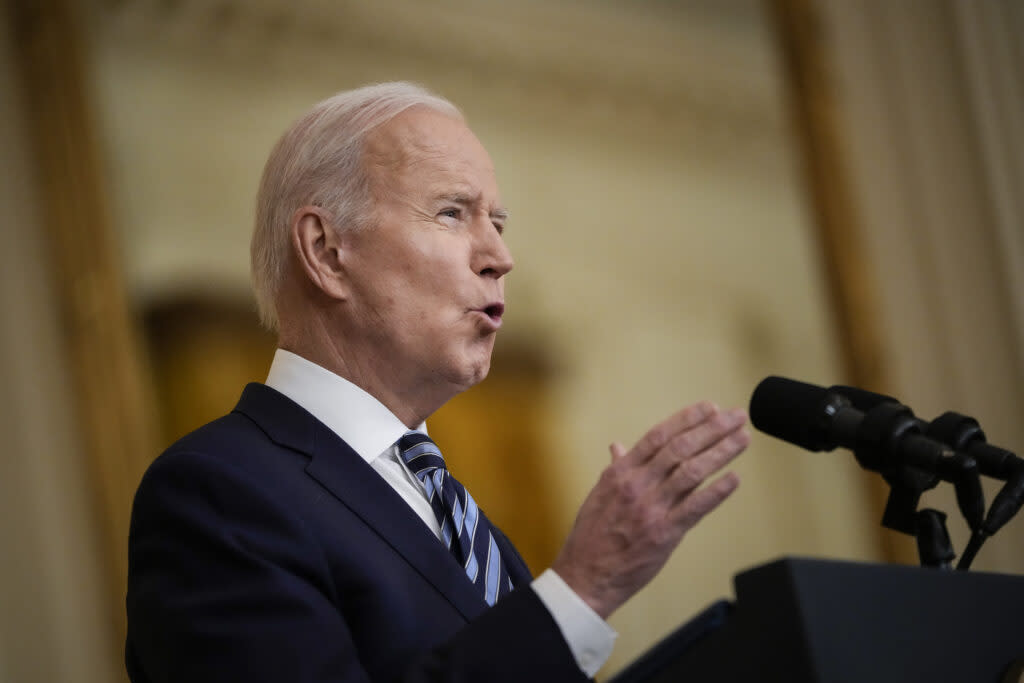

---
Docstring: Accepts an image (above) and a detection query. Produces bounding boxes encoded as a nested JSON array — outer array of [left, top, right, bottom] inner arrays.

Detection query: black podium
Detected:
[[611, 557, 1024, 683]]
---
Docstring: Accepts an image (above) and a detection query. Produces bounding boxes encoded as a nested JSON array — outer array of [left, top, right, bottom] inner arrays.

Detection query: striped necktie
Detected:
[[398, 431, 512, 606]]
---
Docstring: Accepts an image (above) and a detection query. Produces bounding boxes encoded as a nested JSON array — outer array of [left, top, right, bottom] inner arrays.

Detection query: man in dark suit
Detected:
[[125, 82, 750, 682]]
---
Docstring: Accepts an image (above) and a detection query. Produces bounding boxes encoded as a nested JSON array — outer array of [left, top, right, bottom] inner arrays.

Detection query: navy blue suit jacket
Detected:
[[126, 383, 588, 682]]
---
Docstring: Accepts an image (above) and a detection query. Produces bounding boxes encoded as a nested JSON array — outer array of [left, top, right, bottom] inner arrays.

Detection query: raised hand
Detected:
[[551, 402, 749, 618]]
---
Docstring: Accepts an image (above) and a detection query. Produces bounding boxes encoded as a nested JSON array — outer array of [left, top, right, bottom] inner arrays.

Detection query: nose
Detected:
[[474, 220, 514, 279]]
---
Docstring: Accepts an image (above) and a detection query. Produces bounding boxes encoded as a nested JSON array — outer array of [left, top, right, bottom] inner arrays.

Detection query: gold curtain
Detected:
[[769, 0, 909, 565], [6, 0, 158, 673]]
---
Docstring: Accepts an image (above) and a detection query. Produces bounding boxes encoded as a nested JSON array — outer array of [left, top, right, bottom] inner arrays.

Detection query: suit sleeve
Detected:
[[126, 449, 590, 683]]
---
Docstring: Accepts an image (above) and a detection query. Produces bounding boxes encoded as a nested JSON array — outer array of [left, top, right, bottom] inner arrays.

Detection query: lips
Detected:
[[473, 302, 505, 326], [483, 302, 505, 322]]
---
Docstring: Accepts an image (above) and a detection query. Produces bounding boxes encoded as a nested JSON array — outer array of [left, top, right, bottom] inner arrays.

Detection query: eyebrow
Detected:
[[436, 193, 509, 221]]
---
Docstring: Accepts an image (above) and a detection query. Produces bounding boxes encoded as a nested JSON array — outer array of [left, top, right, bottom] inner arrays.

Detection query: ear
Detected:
[[290, 205, 349, 300]]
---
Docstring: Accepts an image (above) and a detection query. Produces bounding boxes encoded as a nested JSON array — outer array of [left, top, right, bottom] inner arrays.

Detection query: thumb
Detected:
[[608, 441, 627, 462]]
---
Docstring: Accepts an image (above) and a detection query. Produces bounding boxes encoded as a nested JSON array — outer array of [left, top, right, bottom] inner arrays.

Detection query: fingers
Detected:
[[552, 403, 748, 619], [630, 406, 747, 486], [608, 441, 627, 463], [671, 471, 740, 530], [627, 401, 717, 465], [661, 420, 749, 500], [629, 403, 748, 527]]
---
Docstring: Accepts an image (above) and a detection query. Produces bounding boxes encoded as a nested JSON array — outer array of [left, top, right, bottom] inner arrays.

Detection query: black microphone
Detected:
[[748, 376, 859, 452], [750, 376, 986, 532], [749, 376, 943, 463], [984, 468, 1024, 536], [830, 386, 1022, 482], [827, 385, 1024, 536]]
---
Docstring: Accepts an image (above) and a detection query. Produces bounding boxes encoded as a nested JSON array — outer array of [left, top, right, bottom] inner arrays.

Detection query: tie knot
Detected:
[[397, 431, 447, 477]]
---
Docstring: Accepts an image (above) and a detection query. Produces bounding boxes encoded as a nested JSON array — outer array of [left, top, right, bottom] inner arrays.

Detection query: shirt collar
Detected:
[[264, 349, 424, 465]]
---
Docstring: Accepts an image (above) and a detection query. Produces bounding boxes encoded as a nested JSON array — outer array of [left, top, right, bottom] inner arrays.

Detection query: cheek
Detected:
[[407, 265, 460, 304]]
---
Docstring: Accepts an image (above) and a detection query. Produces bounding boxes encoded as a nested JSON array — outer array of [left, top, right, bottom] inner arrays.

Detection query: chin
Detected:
[[448, 353, 492, 392], [434, 337, 496, 394], [470, 361, 491, 385], [462, 360, 492, 389]]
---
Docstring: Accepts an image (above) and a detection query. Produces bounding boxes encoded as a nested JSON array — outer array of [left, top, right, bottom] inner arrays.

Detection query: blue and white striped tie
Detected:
[[398, 431, 512, 606]]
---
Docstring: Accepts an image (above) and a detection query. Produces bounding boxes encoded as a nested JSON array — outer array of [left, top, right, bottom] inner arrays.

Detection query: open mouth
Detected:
[[481, 303, 505, 322]]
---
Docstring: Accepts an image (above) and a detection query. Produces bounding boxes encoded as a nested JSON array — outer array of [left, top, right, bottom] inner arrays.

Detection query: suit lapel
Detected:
[[233, 383, 488, 623]]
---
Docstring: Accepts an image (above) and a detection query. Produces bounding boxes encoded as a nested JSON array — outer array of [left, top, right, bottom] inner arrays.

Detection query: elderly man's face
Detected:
[[340, 107, 513, 398]]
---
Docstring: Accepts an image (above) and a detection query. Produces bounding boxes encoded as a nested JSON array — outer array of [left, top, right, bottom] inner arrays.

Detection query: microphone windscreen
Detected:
[[749, 376, 832, 451]]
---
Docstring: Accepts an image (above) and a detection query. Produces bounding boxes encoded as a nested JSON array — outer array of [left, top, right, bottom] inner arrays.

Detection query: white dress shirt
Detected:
[[265, 349, 615, 676]]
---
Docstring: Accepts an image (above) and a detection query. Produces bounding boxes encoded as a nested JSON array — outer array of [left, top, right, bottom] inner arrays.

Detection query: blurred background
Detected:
[[1, 0, 1021, 680]]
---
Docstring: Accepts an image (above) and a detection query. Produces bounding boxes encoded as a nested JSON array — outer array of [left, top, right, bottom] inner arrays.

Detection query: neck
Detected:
[[277, 314, 450, 428]]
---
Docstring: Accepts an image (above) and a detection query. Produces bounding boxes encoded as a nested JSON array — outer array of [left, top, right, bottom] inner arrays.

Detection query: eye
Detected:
[[492, 221, 505, 235], [439, 208, 460, 220]]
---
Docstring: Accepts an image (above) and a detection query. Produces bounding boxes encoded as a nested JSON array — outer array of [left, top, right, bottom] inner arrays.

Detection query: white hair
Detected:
[[250, 82, 462, 331]]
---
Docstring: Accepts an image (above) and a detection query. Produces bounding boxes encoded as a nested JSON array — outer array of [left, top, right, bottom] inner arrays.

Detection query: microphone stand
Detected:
[[915, 509, 955, 569], [926, 411, 1024, 570], [873, 464, 958, 568], [850, 402, 986, 569]]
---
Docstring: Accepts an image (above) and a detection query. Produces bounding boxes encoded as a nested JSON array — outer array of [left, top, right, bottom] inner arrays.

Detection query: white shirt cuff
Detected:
[[531, 568, 617, 677]]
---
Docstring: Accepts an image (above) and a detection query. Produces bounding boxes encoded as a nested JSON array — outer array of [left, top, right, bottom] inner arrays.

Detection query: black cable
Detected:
[[956, 530, 987, 571]]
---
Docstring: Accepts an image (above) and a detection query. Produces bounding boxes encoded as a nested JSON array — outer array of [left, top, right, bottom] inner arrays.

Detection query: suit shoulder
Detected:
[[139, 410, 305, 497], [174, 406, 266, 446]]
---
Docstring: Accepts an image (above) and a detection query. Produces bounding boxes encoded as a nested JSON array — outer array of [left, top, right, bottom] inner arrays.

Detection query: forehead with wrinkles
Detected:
[[362, 107, 490, 196], [366, 111, 447, 167]]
